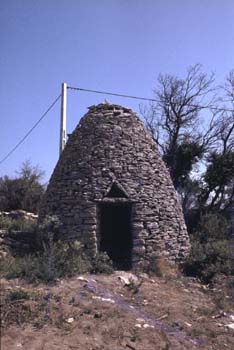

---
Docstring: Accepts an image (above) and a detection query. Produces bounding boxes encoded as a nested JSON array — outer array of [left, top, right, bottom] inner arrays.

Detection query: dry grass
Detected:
[[1, 273, 234, 350]]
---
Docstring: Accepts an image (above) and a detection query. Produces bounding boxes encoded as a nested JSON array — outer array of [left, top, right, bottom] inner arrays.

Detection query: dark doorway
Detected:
[[99, 203, 132, 270]]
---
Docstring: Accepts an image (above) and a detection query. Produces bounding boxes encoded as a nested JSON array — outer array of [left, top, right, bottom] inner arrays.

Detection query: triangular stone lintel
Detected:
[[104, 181, 129, 199]]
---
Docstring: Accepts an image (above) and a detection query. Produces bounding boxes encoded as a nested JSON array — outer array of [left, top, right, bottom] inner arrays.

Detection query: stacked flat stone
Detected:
[[40, 103, 190, 269]]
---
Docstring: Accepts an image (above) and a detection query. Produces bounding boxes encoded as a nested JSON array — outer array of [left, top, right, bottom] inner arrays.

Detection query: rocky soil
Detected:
[[1, 272, 234, 350]]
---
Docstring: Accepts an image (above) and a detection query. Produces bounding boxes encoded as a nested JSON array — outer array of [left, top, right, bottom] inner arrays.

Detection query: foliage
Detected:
[[0, 240, 92, 283], [0, 215, 15, 229], [0, 215, 37, 231], [91, 252, 114, 274], [37, 214, 62, 244], [0, 215, 114, 283], [142, 65, 234, 210], [184, 238, 234, 283], [192, 213, 230, 242], [199, 150, 234, 212], [0, 216, 39, 257], [184, 213, 234, 282], [6, 288, 30, 301], [0, 242, 114, 283], [1, 67, 234, 284], [43, 240, 92, 281], [0, 160, 45, 213], [163, 140, 204, 188], [141, 65, 234, 282]]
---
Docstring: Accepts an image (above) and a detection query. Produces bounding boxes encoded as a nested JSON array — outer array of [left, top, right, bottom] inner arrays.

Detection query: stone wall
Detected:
[[40, 103, 190, 269]]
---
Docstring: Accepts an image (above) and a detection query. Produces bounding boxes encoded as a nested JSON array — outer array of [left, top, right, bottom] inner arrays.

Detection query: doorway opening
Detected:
[[99, 203, 132, 270]]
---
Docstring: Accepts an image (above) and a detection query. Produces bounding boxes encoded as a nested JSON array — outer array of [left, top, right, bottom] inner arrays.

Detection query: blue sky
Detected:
[[0, 0, 234, 182]]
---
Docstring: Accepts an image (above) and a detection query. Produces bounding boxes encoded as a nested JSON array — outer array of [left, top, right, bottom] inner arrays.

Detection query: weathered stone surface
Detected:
[[40, 103, 190, 268], [0, 210, 38, 221]]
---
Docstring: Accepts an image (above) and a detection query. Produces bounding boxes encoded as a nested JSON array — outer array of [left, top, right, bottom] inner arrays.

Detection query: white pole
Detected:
[[59, 82, 67, 156]]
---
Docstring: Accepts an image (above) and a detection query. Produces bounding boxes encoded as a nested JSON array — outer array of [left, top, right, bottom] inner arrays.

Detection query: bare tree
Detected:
[[199, 72, 234, 212], [142, 64, 215, 148], [141, 64, 215, 188]]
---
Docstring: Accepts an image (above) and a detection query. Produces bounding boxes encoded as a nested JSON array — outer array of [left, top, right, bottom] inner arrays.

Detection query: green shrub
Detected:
[[0, 215, 37, 231], [184, 212, 234, 283], [0, 240, 92, 283], [0, 215, 13, 229], [0, 255, 23, 279], [184, 238, 234, 282], [1, 244, 114, 283], [1, 217, 39, 257], [1, 216, 114, 283], [0, 161, 45, 213], [45, 240, 92, 280], [7, 289, 30, 301], [91, 252, 114, 274], [193, 213, 229, 243]]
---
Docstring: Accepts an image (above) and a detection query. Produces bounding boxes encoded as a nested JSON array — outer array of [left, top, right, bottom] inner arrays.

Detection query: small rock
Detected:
[[212, 311, 227, 319], [100, 297, 115, 303], [118, 273, 139, 286], [183, 289, 190, 293], [143, 323, 154, 329], [66, 317, 74, 323], [184, 322, 192, 327], [157, 314, 168, 321], [226, 323, 234, 330], [77, 276, 88, 282], [135, 324, 142, 328], [92, 296, 115, 303]]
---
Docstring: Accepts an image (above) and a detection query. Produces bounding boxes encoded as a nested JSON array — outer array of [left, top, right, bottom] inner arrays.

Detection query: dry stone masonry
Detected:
[[40, 103, 190, 270]]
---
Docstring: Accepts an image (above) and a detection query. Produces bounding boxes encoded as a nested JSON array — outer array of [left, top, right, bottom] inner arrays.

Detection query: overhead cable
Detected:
[[68, 85, 233, 113], [0, 94, 61, 166]]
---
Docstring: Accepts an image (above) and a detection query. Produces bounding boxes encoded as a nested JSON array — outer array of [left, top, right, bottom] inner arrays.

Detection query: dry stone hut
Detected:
[[40, 103, 190, 270]]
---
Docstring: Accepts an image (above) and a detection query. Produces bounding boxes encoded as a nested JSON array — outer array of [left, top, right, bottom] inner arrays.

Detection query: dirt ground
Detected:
[[1, 272, 234, 350]]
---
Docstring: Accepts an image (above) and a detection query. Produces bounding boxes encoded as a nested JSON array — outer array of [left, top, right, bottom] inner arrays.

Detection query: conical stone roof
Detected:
[[40, 103, 190, 269]]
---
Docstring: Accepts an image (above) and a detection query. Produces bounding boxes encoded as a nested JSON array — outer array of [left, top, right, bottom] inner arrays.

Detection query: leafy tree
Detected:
[[0, 161, 45, 213], [200, 150, 234, 212], [163, 140, 204, 188]]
